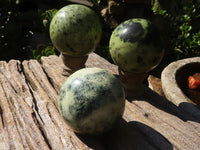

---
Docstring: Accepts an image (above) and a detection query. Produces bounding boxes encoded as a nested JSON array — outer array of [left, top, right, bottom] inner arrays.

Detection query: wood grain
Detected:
[[0, 53, 199, 150]]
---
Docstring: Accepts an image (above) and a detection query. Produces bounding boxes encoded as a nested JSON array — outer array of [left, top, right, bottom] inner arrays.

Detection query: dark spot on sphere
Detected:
[[116, 22, 144, 43], [84, 71, 108, 83], [141, 23, 162, 47], [71, 79, 92, 98], [65, 42, 76, 53], [117, 53, 122, 59], [68, 71, 117, 120], [67, 84, 71, 90], [59, 103, 63, 112], [59, 89, 66, 101], [69, 94, 101, 120]]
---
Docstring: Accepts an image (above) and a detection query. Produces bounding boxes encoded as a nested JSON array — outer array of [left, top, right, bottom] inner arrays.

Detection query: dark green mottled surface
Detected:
[[50, 4, 102, 57], [109, 18, 164, 73], [58, 68, 125, 134]]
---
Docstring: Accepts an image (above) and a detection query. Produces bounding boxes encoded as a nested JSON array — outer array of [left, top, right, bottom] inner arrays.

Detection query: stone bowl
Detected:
[[161, 57, 200, 119]]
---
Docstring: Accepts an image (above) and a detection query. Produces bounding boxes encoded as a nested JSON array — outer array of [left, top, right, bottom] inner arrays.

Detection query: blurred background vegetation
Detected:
[[0, 0, 200, 62], [153, 0, 200, 59]]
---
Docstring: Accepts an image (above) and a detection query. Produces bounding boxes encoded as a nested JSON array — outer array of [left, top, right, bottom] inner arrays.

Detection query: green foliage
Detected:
[[0, 0, 40, 60], [0, 0, 58, 61], [2, 0, 199, 62], [153, 0, 200, 58], [175, 4, 200, 57], [39, 9, 58, 33], [32, 45, 55, 61], [31, 9, 58, 61]]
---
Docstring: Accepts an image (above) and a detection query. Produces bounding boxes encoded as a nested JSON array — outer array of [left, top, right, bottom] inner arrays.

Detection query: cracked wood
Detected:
[[0, 53, 199, 150]]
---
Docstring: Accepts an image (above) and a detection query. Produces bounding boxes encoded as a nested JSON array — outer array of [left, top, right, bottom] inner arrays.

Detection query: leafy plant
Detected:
[[0, 0, 59, 61], [39, 9, 58, 34], [31, 9, 58, 61], [153, 0, 200, 58], [32, 45, 55, 61], [175, 4, 200, 58], [0, 0, 39, 60]]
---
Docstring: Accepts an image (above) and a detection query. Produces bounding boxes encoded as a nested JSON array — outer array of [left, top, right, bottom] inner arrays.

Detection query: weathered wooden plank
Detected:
[[41, 53, 118, 93], [0, 60, 49, 150], [40, 53, 200, 150], [125, 99, 200, 150], [0, 53, 199, 150], [22, 60, 92, 150], [40, 55, 66, 93], [86, 53, 118, 74], [148, 75, 164, 96], [0, 79, 22, 150]]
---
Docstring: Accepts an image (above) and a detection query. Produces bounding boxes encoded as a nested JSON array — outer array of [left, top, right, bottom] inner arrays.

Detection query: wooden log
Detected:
[[41, 53, 200, 149], [22, 60, 89, 150], [0, 60, 49, 150], [0, 53, 199, 149]]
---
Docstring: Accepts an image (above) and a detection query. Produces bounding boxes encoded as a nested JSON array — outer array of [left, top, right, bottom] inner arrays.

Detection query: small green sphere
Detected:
[[109, 18, 164, 73], [50, 4, 102, 57], [58, 67, 125, 135]]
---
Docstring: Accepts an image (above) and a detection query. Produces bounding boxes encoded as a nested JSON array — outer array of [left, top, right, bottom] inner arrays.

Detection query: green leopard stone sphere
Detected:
[[109, 18, 164, 73], [50, 4, 102, 57], [58, 67, 125, 135]]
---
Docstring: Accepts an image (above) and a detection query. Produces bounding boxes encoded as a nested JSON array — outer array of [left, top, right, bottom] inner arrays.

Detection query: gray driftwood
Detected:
[[0, 53, 199, 150]]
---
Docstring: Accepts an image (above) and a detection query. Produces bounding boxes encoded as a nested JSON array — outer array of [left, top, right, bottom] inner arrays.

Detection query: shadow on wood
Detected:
[[76, 119, 173, 150], [127, 85, 200, 124], [0, 53, 199, 149]]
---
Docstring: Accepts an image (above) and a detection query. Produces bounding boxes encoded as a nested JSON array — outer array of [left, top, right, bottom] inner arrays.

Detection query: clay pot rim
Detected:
[[161, 57, 200, 118]]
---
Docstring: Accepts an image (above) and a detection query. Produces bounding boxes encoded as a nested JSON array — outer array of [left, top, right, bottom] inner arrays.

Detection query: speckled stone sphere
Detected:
[[50, 4, 102, 57], [58, 67, 125, 135], [109, 18, 164, 73]]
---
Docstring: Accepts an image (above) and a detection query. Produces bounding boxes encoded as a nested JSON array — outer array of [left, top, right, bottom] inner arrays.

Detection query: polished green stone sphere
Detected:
[[58, 67, 125, 135], [109, 18, 164, 73], [50, 4, 102, 57]]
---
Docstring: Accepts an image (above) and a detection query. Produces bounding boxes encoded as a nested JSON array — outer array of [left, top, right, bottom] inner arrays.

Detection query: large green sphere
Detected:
[[58, 67, 125, 135], [50, 4, 102, 57], [109, 18, 164, 73]]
